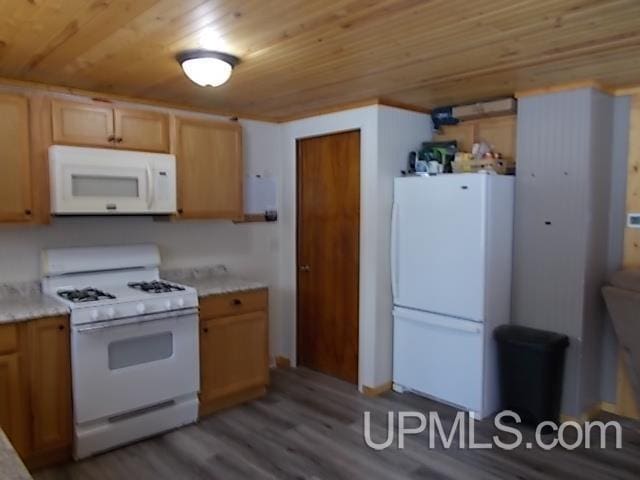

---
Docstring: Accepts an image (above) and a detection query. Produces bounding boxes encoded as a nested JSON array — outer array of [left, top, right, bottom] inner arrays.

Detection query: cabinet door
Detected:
[[51, 99, 114, 147], [114, 108, 170, 152], [27, 316, 72, 454], [0, 94, 32, 222], [0, 323, 29, 458], [176, 118, 243, 219], [200, 311, 268, 404]]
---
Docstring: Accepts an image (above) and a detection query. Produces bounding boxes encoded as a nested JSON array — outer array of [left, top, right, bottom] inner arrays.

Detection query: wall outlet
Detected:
[[628, 214, 640, 228]]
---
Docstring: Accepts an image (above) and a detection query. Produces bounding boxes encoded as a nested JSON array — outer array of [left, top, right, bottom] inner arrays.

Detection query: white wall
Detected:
[[374, 106, 432, 386], [280, 105, 430, 389]]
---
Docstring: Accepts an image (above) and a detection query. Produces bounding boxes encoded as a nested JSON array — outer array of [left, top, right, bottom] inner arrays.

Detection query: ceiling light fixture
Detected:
[[177, 50, 239, 87]]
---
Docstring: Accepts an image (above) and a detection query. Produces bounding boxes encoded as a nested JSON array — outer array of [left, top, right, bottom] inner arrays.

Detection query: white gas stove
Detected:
[[42, 244, 199, 460]]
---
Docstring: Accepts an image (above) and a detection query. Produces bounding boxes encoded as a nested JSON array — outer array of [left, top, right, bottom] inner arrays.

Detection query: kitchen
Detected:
[[1, 1, 640, 479]]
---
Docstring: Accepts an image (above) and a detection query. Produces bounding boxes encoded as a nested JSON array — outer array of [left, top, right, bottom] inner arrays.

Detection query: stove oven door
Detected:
[[71, 309, 199, 425]]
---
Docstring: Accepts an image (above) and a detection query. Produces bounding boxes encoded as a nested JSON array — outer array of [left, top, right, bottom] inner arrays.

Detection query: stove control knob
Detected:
[[90, 310, 99, 321], [176, 297, 185, 308], [136, 303, 146, 314], [106, 307, 115, 319], [164, 300, 172, 311]]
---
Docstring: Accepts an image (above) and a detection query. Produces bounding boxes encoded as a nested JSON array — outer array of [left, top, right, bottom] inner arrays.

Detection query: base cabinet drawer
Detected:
[[199, 289, 268, 319]]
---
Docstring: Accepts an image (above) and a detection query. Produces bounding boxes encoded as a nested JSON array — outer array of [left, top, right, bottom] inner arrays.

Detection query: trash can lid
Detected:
[[609, 269, 640, 293], [494, 325, 569, 351]]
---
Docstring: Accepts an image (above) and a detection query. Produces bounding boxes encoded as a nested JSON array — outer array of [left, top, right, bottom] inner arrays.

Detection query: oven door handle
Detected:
[[146, 164, 155, 210], [74, 307, 198, 333]]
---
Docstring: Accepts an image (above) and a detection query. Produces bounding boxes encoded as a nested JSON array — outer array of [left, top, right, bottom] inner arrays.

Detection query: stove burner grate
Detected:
[[128, 281, 186, 294], [57, 287, 116, 303]]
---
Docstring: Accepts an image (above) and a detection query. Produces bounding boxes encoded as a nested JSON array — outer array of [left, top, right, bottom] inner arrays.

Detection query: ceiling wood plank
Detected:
[[0, 0, 637, 120]]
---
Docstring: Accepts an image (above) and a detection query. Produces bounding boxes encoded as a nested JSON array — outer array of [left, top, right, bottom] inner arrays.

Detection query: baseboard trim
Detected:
[[600, 401, 620, 415], [361, 381, 392, 397], [274, 356, 291, 368]]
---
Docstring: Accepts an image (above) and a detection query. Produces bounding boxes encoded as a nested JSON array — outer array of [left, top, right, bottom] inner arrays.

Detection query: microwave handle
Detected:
[[146, 164, 155, 209]]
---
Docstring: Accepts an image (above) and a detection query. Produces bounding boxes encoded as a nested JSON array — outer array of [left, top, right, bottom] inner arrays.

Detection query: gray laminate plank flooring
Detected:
[[35, 367, 640, 480]]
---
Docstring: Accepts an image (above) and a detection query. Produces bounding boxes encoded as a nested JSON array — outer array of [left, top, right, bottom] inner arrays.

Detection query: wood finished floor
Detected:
[[36, 367, 640, 480]]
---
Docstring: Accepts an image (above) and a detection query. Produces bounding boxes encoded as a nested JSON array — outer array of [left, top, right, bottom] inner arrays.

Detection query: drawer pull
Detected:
[[231, 298, 242, 306], [203, 327, 209, 333]]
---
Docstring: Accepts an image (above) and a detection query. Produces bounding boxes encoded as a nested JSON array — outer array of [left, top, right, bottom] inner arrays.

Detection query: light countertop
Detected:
[[162, 266, 267, 298], [0, 282, 69, 324]]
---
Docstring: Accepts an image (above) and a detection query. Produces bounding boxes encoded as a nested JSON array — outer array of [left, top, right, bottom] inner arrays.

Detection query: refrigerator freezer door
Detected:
[[393, 307, 484, 414], [392, 175, 486, 321]]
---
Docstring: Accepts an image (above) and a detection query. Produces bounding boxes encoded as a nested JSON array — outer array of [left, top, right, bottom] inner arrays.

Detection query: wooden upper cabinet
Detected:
[[27, 316, 72, 455], [114, 108, 169, 152], [51, 100, 170, 152], [51, 99, 115, 147], [0, 94, 32, 222], [175, 118, 243, 219]]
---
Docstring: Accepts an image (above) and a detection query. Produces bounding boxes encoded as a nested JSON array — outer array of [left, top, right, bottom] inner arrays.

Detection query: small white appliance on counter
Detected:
[[391, 174, 514, 419], [49, 145, 177, 215], [42, 244, 199, 459]]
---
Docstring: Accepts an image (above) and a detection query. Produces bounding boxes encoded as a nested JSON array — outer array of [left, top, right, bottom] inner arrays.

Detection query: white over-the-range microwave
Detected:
[[49, 145, 177, 215]]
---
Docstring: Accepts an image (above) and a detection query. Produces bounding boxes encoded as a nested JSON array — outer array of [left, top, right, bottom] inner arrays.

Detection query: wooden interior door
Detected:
[[0, 93, 32, 222], [297, 130, 360, 384]]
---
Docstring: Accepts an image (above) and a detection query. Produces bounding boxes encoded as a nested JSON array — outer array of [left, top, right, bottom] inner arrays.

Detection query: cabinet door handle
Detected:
[[116, 137, 123, 143], [58, 325, 65, 331], [24, 209, 31, 216], [203, 327, 209, 333], [177, 208, 184, 214], [231, 298, 242, 306], [108, 135, 115, 143]]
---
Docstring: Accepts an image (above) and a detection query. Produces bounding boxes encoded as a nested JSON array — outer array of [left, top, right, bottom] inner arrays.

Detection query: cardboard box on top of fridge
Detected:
[[452, 98, 517, 120]]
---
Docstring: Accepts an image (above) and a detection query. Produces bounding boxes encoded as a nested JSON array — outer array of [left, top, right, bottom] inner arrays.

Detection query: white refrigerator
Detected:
[[391, 173, 514, 419]]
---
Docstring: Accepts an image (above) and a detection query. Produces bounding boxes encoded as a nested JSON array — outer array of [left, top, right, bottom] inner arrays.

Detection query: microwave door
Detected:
[[58, 163, 150, 214]]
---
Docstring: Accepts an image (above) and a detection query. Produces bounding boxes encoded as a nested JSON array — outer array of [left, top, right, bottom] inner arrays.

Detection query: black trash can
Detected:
[[494, 325, 569, 426]]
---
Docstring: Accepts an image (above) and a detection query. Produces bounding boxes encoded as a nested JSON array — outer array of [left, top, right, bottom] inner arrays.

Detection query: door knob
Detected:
[[299, 265, 310, 272]]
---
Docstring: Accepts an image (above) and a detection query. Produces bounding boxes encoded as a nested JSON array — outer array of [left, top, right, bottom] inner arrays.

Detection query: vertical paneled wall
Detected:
[[512, 88, 616, 416]]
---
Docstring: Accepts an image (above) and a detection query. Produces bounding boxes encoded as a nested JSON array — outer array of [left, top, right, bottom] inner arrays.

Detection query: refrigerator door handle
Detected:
[[395, 308, 482, 334], [391, 200, 399, 299]]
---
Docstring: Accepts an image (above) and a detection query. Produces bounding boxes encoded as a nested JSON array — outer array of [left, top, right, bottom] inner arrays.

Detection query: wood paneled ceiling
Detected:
[[1, 0, 639, 121]]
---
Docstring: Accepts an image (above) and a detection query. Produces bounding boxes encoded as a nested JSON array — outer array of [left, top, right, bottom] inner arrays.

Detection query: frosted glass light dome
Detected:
[[177, 50, 239, 87]]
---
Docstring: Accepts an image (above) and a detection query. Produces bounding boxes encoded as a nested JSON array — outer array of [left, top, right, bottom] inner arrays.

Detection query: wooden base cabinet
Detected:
[[0, 316, 72, 470], [199, 289, 269, 416]]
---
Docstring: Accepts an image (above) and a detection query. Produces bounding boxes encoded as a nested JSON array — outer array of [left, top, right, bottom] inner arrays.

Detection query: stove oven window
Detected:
[[108, 332, 173, 370]]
